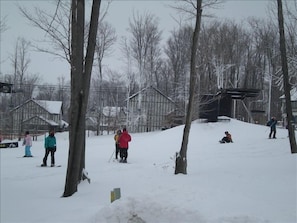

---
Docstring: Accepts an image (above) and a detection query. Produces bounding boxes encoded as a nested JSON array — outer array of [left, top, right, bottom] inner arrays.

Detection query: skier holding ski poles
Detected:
[[114, 129, 122, 160], [118, 128, 131, 163]]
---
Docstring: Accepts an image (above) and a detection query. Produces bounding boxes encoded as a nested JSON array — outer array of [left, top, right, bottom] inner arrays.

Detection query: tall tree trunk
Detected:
[[63, 0, 101, 197], [276, 0, 297, 154], [175, 0, 202, 174]]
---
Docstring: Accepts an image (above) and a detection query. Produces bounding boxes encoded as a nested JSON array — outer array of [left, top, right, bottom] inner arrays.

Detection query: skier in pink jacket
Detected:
[[118, 128, 131, 163]]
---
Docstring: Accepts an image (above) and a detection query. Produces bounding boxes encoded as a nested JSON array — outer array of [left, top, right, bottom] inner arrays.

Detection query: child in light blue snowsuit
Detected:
[[22, 131, 32, 157]]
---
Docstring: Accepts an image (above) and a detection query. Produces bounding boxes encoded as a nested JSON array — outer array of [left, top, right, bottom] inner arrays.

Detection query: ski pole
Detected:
[[108, 150, 115, 162]]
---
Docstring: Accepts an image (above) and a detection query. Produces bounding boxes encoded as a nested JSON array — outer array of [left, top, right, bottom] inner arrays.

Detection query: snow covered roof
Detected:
[[60, 120, 69, 127], [102, 106, 121, 117], [86, 117, 97, 124], [34, 100, 62, 114], [129, 85, 174, 103], [10, 99, 63, 114], [280, 88, 297, 101], [23, 115, 59, 126]]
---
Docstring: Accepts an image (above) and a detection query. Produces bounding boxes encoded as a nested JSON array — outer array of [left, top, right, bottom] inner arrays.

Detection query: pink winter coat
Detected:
[[23, 135, 32, 146]]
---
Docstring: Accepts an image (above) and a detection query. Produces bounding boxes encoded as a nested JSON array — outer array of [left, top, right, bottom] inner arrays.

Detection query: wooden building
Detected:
[[280, 88, 297, 127], [10, 99, 66, 138], [199, 88, 261, 122], [127, 86, 175, 133], [86, 106, 126, 133]]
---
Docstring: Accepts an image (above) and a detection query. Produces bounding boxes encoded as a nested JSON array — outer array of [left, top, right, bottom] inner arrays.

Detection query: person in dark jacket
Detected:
[[267, 117, 277, 139], [41, 130, 57, 167], [220, 131, 233, 143], [118, 128, 131, 163]]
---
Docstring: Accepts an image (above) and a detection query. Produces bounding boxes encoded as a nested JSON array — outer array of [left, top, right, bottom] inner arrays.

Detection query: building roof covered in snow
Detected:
[[102, 106, 122, 117], [12, 99, 62, 114], [280, 88, 297, 101], [34, 100, 62, 114]]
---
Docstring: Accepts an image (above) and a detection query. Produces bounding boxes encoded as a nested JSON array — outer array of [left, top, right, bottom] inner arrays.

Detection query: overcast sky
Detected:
[[0, 0, 273, 84]]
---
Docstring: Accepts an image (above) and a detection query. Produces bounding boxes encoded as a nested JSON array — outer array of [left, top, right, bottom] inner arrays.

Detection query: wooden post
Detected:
[[110, 190, 115, 203], [110, 188, 121, 203], [114, 188, 121, 199]]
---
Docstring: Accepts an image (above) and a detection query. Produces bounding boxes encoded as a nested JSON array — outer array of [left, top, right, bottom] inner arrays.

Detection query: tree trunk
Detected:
[[63, 0, 101, 197], [277, 0, 297, 154], [175, 0, 203, 174]]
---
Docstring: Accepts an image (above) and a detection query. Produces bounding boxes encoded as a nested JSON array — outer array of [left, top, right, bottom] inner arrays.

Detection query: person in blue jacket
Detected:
[[267, 117, 277, 139], [41, 130, 57, 167]]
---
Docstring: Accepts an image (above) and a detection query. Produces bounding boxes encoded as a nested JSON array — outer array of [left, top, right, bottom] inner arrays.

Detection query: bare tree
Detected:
[[120, 36, 138, 95], [283, 0, 297, 56], [165, 26, 192, 115], [55, 77, 71, 121], [0, 15, 8, 67], [247, 19, 281, 120], [126, 11, 162, 132], [95, 21, 117, 80], [276, 0, 297, 154], [281, 1, 297, 89], [10, 38, 40, 100], [63, 0, 101, 197], [175, 0, 203, 174], [91, 21, 116, 135], [0, 15, 8, 33], [11, 38, 31, 86], [128, 11, 162, 88], [20, 1, 114, 133], [19, 1, 72, 63], [36, 84, 57, 100], [20, 1, 111, 67], [8, 37, 40, 139]]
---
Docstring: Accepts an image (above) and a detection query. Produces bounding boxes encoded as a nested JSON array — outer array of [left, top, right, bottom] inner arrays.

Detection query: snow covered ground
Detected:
[[1, 118, 296, 223]]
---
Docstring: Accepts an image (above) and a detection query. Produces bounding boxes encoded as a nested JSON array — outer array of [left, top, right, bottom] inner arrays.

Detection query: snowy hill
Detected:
[[1, 118, 296, 223]]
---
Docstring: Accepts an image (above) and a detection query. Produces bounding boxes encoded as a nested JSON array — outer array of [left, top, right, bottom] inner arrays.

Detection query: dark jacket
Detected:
[[267, 118, 277, 130]]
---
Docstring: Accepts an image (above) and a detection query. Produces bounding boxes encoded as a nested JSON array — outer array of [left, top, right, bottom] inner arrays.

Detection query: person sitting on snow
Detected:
[[220, 131, 233, 143]]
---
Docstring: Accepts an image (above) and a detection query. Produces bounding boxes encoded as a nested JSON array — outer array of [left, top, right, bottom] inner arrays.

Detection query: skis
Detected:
[[17, 156, 34, 158], [219, 140, 234, 143], [119, 160, 128, 163], [111, 158, 129, 164], [37, 165, 61, 167]]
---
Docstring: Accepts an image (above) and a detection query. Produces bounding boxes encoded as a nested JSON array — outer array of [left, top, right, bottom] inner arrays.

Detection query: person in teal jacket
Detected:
[[41, 130, 57, 167]]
